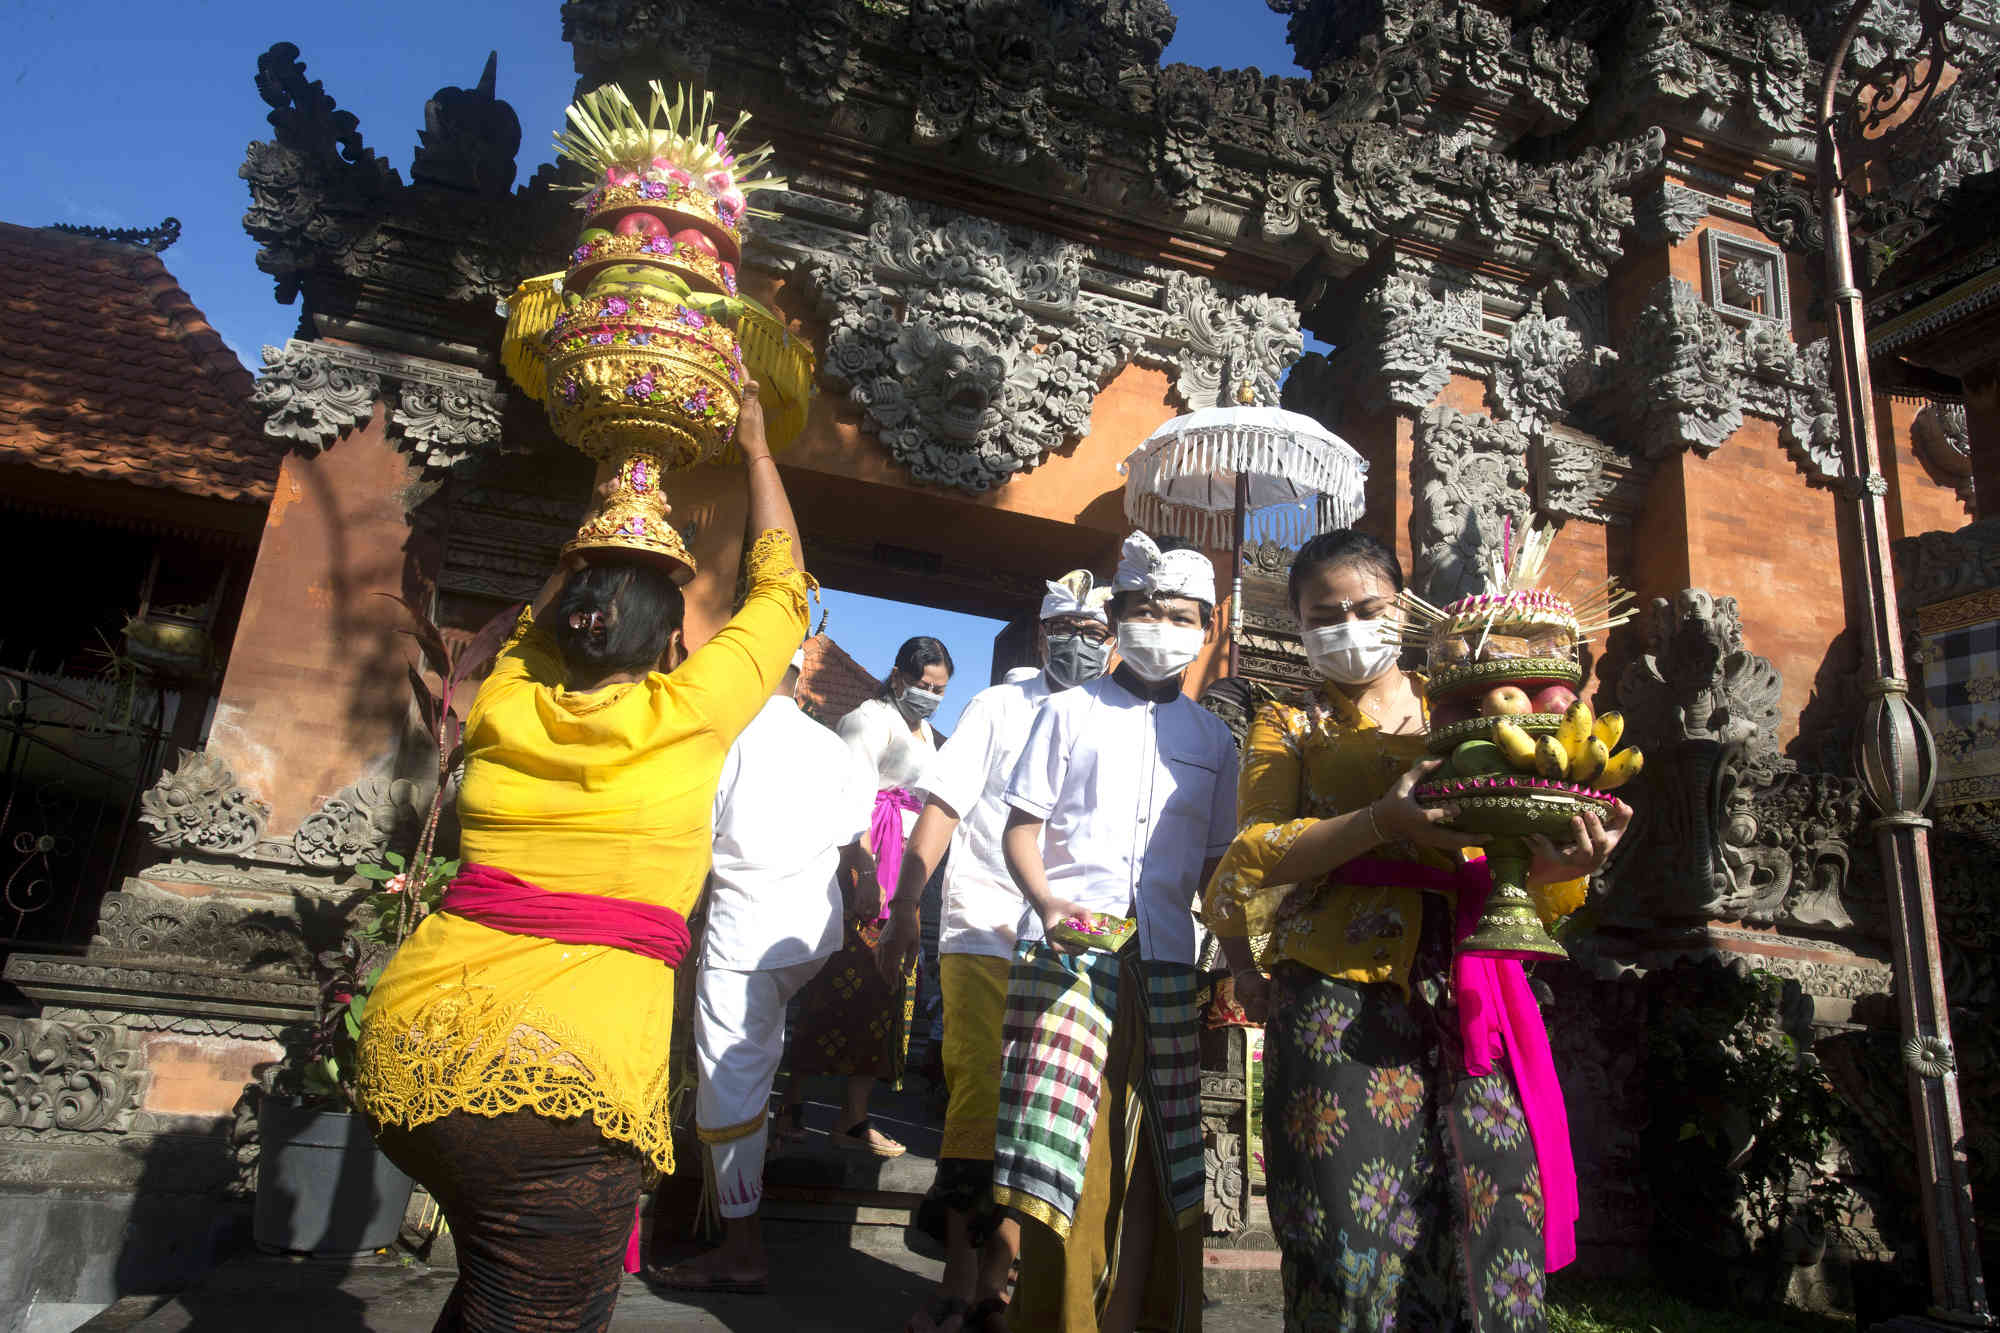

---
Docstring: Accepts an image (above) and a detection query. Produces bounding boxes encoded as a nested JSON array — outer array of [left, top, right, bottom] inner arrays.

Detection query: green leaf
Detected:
[[344, 1009, 362, 1040], [355, 864, 395, 882], [385, 851, 407, 869], [1678, 1123, 1700, 1142]]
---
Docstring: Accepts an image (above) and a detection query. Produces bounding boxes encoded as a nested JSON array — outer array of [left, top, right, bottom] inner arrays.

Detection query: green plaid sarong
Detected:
[[990, 938, 1203, 1239]]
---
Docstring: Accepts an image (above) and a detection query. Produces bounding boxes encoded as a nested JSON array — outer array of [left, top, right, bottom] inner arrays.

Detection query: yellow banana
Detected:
[[1572, 736, 1609, 785], [1492, 719, 1540, 772], [1592, 710, 1624, 751], [1534, 735, 1569, 780], [1557, 699, 1594, 772], [1597, 746, 1644, 790]]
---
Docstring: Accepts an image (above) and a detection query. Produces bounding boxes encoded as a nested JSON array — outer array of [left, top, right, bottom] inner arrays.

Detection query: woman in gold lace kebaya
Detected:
[[1204, 530, 1627, 1333], [355, 385, 812, 1331]]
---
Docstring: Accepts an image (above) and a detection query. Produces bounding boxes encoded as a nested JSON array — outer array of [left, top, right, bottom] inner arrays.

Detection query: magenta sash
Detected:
[[868, 786, 924, 920], [1338, 856, 1579, 1273], [440, 863, 692, 968]]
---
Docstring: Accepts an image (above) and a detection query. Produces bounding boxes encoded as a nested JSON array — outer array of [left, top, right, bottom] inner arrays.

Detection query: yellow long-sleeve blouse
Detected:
[[355, 530, 811, 1172], [1203, 681, 1458, 992]]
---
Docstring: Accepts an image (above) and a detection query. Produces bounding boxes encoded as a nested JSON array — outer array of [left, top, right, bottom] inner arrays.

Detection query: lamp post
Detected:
[[1816, 2, 1994, 1322]]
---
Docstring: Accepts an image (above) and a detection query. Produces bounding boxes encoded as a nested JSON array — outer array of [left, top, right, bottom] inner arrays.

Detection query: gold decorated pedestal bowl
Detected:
[[544, 292, 747, 469]]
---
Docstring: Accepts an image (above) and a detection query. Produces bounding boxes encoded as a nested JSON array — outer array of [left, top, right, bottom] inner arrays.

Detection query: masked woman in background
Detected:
[[779, 635, 955, 1158], [355, 387, 810, 1331], [1204, 530, 1628, 1333]]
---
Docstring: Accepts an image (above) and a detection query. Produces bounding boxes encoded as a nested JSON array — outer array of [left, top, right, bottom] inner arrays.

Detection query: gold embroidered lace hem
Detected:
[[355, 992, 678, 1174]]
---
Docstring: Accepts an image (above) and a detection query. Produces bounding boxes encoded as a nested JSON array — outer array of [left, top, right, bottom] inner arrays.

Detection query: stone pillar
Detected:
[[1967, 364, 2000, 522]]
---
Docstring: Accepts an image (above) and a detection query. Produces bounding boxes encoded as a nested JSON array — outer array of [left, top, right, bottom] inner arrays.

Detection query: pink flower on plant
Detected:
[[383, 874, 408, 896]]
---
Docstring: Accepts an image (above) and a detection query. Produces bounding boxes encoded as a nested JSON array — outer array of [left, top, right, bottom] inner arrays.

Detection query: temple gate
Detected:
[[3, 0, 1997, 1324]]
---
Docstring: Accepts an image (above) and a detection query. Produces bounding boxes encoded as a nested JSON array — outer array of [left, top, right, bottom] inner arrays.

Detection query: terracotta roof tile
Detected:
[[0, 221, 282, 506], [798, 634, 881, 727]]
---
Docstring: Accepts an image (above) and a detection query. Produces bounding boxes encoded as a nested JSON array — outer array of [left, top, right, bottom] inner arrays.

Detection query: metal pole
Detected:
[[1819, 3, 1991, 1320], [1229, 470, 1248, 677]]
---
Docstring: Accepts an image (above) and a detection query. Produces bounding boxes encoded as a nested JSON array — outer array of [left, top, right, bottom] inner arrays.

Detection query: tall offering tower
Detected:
[[501, 82, 812, 580]]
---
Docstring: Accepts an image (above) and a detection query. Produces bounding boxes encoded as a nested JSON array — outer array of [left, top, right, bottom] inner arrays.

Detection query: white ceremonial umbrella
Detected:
[[1120, 401, 1368, 675]]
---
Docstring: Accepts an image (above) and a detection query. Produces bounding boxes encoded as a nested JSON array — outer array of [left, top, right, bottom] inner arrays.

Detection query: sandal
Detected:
[[908, 1295, 968, 1333], [966, 1297, 1009, 1333], [774, 1103, 809, 1144], [832, 1116, 907, 1158], [648, 1259, 769, 1296]]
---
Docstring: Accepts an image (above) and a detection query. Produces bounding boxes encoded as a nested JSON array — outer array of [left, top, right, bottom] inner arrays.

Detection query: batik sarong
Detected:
[[991, 938, 1204, 1333], [1262, 903, 1548, 1332], [785, 787, 922, 1081]]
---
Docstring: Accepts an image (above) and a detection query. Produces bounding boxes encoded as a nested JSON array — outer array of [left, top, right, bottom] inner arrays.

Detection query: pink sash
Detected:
[[1338, 857, 1579, 1273], [441, 863, 692, 968], [867, 786, 924, 920]]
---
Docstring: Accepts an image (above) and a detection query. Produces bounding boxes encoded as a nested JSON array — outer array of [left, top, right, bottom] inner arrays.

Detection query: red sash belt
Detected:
[[441, 863, 691, 968], [1340, 855, 1579, 1273]]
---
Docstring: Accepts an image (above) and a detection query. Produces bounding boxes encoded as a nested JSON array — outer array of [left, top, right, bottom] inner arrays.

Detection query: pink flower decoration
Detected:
[[383, 874, 408, 896], [603, 296, 630, 317], [606, 166, 638, 186]]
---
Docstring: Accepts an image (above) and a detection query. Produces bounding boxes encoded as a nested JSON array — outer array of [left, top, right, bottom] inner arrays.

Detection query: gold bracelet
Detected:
[[1365, 799, 1388, 845]]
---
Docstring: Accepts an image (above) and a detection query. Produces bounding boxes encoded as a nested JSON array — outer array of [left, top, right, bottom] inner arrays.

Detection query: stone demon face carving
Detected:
[[890, 300, 1019, 447]]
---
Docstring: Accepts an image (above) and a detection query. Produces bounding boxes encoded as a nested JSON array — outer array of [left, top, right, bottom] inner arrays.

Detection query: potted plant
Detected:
[[253, 597, 519, 1256]]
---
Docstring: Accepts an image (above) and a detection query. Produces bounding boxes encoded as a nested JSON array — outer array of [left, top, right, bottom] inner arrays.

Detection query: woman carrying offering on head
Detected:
[[1203, 531, 1629, 1333], [779, 635, 955, 1158], [354, 385, 810, 1332]]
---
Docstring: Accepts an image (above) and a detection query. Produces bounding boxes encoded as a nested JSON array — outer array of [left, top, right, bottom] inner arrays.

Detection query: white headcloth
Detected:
[[1040, 569, 1110, 624], [1113, 531, 1216, 606], [788, 647, 806, 672]]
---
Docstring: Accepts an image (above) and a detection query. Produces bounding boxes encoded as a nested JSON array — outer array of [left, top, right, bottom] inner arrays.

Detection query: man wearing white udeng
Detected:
[[656, 648, 875, 1294]]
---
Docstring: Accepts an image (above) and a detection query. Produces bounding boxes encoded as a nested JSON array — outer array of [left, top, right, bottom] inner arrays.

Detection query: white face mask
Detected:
[[897, 684, 944, 720], [1302, 618, 1400, 684], [1115, 621, 1204, 682]]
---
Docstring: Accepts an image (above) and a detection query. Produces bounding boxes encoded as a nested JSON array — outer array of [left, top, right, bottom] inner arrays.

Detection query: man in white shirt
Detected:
[[974, 531, 1239, 1333], [877, 570, 1114, 1333], [656, 649, 875, 1295]]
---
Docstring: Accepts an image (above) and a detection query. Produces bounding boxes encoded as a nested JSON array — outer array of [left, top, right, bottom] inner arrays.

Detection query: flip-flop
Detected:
[[648, 1264, 769, 1296], [832, 1116, 907, 1158]]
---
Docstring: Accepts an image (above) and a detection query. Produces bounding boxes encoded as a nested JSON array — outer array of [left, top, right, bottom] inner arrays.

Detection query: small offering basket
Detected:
[[1049, 912, 1137, 954]]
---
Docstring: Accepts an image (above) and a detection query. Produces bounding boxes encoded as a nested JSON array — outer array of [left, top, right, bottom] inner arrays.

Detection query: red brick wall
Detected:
[[206, 406, 430, 834]]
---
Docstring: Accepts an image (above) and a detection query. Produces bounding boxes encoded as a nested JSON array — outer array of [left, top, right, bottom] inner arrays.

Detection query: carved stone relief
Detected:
[[1610, 589, 1809, 925], [1411, 406, 1533, 605], [1911, 400, 1976, 508], [92, 880, 313, 973], [766, 185, 1301, 492], [254, 340, 507, 470], [1363, 267, 1483, 413], [0, 1017, 149, 1134], [292, 778, 423, 871], [1535, 424, 1642, 524], [138, 751, 270, 856], [1616, 277, 1840, 485]]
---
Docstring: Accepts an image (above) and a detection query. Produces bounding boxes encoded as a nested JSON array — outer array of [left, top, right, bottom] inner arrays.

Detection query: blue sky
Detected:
[[0, 0, 1303, 732]]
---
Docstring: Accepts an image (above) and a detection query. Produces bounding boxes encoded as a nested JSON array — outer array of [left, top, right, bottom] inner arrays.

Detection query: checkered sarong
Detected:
[[990, 939, 1204, 1239]]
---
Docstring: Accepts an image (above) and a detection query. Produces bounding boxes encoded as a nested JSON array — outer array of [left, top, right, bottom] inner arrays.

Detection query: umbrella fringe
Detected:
[[1121, 418, 1368, 548]]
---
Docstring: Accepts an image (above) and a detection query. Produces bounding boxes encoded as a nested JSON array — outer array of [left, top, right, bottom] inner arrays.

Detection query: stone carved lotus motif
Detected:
[[139, 750, 270, 856]]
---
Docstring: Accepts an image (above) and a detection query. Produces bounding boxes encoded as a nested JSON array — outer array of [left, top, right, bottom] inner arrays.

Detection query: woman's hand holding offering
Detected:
[[1527, 801, 1632, 885], [1368, 759, 1488, 851]]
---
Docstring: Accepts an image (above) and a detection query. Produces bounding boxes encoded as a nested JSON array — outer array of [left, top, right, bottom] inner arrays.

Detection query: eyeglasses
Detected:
[[1048, 621, 1114, 645]]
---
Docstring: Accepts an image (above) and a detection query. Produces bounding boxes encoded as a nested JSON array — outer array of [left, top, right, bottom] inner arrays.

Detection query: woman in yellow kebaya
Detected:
[[356, 385, 810, 1331]]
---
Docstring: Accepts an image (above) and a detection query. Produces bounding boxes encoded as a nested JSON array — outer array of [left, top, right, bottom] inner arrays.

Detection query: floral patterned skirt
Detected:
[[785, 915, 918, 1080], [1263, 959, 1546, 1333]]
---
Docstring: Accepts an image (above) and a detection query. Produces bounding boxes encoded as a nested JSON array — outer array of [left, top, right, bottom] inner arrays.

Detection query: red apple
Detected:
[[670, 228, 720, 259], [614, 211, 668, 238], [1478, 685, 1533, 717], [1530, 684, 1579, 715]]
